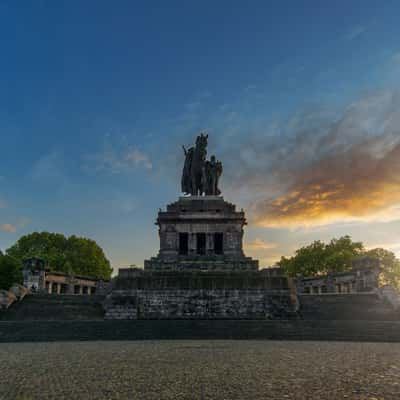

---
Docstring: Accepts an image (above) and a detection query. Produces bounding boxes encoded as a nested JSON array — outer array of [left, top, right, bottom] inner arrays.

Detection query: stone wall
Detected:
[[298, 293, 400, 321], [297, 257, 381, 294], [104, 289, 295, 320], [0, 294, 105, 320], [114, 269, 289, 290], [106, 268, 296, 320]]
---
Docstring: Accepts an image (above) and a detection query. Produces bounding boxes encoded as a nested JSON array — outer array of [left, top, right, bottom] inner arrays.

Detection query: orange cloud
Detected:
[[253, 139, 400, 227], [244, 239, 281, 267], [1, 223, 16, 233], [245, 238, 277, 251]]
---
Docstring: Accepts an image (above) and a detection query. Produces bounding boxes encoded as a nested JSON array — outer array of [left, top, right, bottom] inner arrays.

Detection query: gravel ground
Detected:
[[0, 341, 399, 400]]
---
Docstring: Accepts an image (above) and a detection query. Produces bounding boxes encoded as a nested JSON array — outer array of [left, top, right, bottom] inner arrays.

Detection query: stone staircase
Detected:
[[1, 292, 400, 342], [298, 293, 400, 321], [0, 294, 105, 321]]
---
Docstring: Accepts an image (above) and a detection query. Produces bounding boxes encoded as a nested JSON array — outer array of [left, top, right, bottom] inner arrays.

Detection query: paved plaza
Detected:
[[1, 340, 400, 399]]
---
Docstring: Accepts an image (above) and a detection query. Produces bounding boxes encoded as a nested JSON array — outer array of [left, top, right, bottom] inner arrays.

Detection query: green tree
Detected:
[[324, 236, 364, 273], [6, 232, 112, 279], [279, 240, 327, 277], [364, 248, 400, 290], [279, 236, 400, 290], [0, 252, 22, 290], [279, 235, 364, 277], [64, 235, 112, 279]]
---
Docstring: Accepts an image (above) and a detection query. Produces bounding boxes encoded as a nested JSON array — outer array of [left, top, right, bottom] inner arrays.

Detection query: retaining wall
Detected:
[[105, 289, 296, 319], [1, 320, 400, 342], [298, 294, 400, 320]]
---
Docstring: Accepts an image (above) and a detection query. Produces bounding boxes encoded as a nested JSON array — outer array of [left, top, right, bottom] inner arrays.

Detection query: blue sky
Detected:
[[1, 1, 400, 271]]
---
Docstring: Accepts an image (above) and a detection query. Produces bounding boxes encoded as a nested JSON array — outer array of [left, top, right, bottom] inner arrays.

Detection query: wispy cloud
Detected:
[[366, 241, 400, 255], [84, 142, 153, 174], [243, 238, 281, 267], [31, 151, 67, 184], [1, 223, 16, 233], [345, 25, 368, 41], [245, 238, 277, 251], [214, 90, 400, 228], [254, 138, 400, 227], [125, 148, 152, 170]]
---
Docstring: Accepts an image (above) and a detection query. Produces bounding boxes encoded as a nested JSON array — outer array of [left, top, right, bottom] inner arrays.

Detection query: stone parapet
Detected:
[[144, 257, 258, 271], [115, 269, 289, 290]]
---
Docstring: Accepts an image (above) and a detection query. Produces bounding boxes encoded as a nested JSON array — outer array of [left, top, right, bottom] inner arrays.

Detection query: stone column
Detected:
[[206, 233, 214, 255], [38, 270, 46, 291], [189, 233, 196, 255]]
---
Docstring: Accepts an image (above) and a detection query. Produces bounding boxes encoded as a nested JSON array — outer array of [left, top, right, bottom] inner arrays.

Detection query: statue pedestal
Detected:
[[144, 196, 258, 271]]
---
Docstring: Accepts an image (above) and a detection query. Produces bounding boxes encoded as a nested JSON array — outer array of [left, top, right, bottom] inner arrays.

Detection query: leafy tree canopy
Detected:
[[364, 248, 400, 290], [0, 252, 22, 290], [279, 235, 400, 289], [6, 232, 112, 280]]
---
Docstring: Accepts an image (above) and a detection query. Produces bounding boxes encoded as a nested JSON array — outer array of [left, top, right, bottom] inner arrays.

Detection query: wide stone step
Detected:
[[0, 294, 105, 321], [298, 294, 400, 320], [20, 294, 105, 304], [1, 320, 400, 342]]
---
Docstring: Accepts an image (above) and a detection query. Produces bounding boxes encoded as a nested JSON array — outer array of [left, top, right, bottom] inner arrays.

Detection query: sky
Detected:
[[0, 1, 400, 272]]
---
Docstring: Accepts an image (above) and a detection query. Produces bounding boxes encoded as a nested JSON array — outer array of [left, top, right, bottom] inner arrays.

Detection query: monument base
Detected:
[[104, 269, 298, 320], [104, 194, 297, 320], [144, 258, 258, 271]]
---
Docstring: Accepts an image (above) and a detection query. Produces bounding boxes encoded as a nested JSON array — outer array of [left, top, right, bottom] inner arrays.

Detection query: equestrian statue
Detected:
[[181, 133, 223, 196]]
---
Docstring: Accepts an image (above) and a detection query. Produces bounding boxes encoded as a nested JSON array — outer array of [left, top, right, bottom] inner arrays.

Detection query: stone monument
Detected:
[[145, 133, 258, 271], [105, 134, 296, 319]]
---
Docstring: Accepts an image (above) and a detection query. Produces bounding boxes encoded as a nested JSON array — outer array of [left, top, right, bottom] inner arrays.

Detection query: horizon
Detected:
[[1, 1, 400, 272]]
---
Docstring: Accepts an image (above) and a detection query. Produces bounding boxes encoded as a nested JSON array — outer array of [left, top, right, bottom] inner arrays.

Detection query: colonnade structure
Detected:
[[297, 257, 381, 295], [22, 257, 108, 295]]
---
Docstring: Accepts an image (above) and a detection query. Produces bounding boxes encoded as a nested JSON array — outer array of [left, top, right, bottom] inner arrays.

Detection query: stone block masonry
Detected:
[[144, 196, 258, 271], [104, 289, 295, 320], [104, 269, 297, 320]]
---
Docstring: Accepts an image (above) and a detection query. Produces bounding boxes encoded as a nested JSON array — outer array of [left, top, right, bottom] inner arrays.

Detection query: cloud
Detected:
[[245, 238, 277, 251], [392, 52, 400, 64], [254, 138, 400, 227], [345, 25, 367, 41], [125, 148, 153, 170], [85, 143, 153, 174], [31, 152, 65, 182], [212, 90, 400, 228], [243, 238, 282, 267], [366, 241, 400, 257], [1, 223, 16, 233]]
